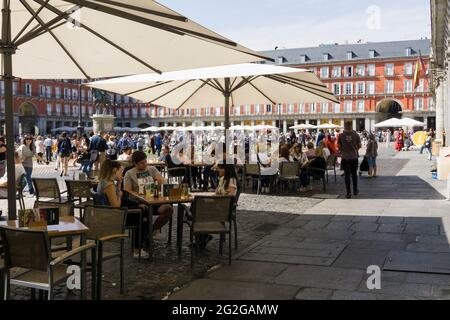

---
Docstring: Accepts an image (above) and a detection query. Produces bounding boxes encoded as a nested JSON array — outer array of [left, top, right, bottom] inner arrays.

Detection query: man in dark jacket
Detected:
[[338, 122, 362, 199], [88, 131, 107, 173]]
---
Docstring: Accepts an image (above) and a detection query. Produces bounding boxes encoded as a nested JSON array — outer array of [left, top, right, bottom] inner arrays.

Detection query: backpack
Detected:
[[106, 143, 118, 157], [59, 139, 70, 154]]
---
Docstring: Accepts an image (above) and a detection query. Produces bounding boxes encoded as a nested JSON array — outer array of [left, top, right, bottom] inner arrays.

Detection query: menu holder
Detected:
[[18, 208, 60, 228]]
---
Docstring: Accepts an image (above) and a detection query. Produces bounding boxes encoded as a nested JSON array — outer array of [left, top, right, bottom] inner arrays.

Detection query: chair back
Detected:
[[280, 162, 299, 178], [167, 167, 186, 178], [16, 174, 27, 193], [83, 206, 126, 241], [32, 178, 61, 201], [0, 227, 50, 271], [34, 201, 74, 217], [245, 164, 260, 176], [191, 196, 234, 225], [326, 155, 337, 169], [65, 180, 92, 200]]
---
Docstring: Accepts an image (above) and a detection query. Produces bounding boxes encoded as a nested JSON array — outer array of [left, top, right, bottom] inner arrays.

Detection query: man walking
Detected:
[[44, 135, 53, 162], [88, 131, 107, 173], [338, 121, 362, 199]]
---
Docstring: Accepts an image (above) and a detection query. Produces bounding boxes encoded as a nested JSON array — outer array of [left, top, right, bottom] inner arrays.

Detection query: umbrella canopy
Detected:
[[157, 126, 176, 131], [289, 124, 317, 130], [141, 126, 160, 132], [316, 123, 343, 130], [1, 0, 271, 219], [86, 63, 338, 129], [401, 117, 426, 127], [375, 118, 425, 128], [3, 0, 269, 79], [51, 126, 76, 132]]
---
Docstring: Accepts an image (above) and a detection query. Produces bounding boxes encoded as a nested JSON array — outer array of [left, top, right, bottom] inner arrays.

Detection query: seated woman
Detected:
[[305, 142, 316, 159], [307, 148, 327, 187], [96, 159, 151, 258], [279, 145, 291, 163], [289, 143, 303, 162], [316, 141, 331, 161], [200, 164, 239, 248]]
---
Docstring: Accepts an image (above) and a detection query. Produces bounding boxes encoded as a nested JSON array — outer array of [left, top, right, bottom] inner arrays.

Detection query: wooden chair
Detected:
[[184, 196, 235, 267], [0, 226, 96, 300], [326, 155, 337, 183], [32, 178, 68, 203]]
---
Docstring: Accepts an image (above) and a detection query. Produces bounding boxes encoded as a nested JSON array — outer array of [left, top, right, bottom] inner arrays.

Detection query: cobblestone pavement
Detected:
[[4, 147, 450, 300]]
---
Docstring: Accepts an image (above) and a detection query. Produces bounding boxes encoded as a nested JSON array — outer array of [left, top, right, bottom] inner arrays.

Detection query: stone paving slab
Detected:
[[384, 250, 450, 274], [273, 265, 365, 291], [295, 288, 333, 300], [169, 279, 299, 300], [333, 248, 390, 270]]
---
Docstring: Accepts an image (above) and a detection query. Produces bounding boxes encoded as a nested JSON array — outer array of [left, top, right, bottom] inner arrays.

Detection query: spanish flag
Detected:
[[413, 51, 427, 90]]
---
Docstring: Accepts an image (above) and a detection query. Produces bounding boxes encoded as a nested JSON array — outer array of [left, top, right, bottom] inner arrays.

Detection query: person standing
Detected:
[[44, 135, 53, 163], [17, 136, 45, 196], [423, 134, 433, 161], [57, 132, 71, 177], [385, 129, 391, 148], [338, 121, 362, 199], [155, 133, 162, 156], [88, 131, 108, 173], [35, 136, 45, 165], [0, 136, 6, 177], [366, 133, 378, 178]]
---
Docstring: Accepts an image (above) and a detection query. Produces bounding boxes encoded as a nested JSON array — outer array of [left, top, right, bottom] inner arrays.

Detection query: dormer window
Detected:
[[369, 50, 377, 58], [277, 56, 286, 64], [347, 51, 355, 60], [405, 47, 413, 56], [299, 55, 308, 63], [323, 53, 330, 61]]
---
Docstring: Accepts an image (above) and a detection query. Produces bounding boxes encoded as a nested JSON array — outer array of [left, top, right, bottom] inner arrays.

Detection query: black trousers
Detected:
[[341, 159, 359, 195], [45, 146, 52, 162]]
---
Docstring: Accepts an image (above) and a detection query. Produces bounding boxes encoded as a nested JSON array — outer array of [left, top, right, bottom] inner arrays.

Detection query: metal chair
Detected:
[[244, 164, 262, 195], [167, 167, 187, 184], [32, 178, 68, 203], [184, 196, 235, 267], [81, 206, 128, 300], [0, 226, 96, 300], [278, 162, 300, 192], [65, 180, 94, 220], [326, 155, 337, 183], [0, 174, 26, 211], [92, 189, 145, 261]]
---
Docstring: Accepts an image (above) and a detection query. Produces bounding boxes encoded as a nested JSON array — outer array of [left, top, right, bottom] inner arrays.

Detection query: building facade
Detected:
[[0, 40, 434, 135]]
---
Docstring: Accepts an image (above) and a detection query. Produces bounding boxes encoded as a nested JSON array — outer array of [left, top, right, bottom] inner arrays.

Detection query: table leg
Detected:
[[177, 204, 184, 257], [80, 234, 86, 300]]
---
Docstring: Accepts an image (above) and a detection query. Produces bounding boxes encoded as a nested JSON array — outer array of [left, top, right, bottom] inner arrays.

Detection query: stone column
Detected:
[[251, 120, 255, 126], [182, 122, 186, 127], [370, 119, 376, 132], [352, 119, 357, 131], [341, 119, 345, 128], [283, 120, 287, 133], [436, 70, 446, 141], [365, 118, 371, 132]]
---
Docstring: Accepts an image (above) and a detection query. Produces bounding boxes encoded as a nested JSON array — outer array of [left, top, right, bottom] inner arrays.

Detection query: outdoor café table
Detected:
[[131, 194, 194, 257], [0, 216, 91, 299]]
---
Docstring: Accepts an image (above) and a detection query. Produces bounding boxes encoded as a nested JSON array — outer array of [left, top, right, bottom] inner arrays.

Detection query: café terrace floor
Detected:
[[3, 146, 450, 300]]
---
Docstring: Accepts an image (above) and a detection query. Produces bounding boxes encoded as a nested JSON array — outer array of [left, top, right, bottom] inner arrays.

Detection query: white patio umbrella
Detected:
[[401, 118, 426, 127], [141, 126, 160, 132], [157, 126, 176, 131], [290, 124, 317, 130], [86, 63, 338, 130], [374, 118, 405, 128], [1, 1, 271, 218], [316, 123, 343, 130]]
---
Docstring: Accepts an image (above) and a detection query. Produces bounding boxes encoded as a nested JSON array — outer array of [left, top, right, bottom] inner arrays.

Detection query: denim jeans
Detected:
[[425, 147, 432, 160], [24, 166, 34, 194]]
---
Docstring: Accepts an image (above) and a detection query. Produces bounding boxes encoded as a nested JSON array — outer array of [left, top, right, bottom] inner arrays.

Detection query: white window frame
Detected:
[[367, 64, 376, 77], [298, 103, 304, 113], [404, 80, 413, 93], [64, 104, 70, 116], [310, 103, 316, 114], [357, 100, 365, 113], [46, 103, 52, 115], [39, 85, 46, 97], [345, 83, 353, 95], [367, 82, 375, 94], [321, 103, 329, 114], [334, 103, 341, 113], [333, 83, 341, 95], [55, 103, 61, 116], [320, 67, 329, 79], [344, 101, 353, 113], [356, 65, 365, 77], [332, 66, 341, 78], [25, 83, 32, 97], [385, 80, 394, 94], [55, 87, 61, 99], [404, 63, 413, 76], [385, 64, 395, 76], [414, 97, 424, 111], [356, 82, 365, 95]]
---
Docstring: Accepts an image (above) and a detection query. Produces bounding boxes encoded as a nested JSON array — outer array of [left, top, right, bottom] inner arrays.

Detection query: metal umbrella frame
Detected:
[[0, 0, 272, 219]]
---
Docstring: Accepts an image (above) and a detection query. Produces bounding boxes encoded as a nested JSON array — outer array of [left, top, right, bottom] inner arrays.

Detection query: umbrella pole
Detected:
[[224, 77, 231, 130], [1, 1, 17, 219], [78, 84, 84, 137]]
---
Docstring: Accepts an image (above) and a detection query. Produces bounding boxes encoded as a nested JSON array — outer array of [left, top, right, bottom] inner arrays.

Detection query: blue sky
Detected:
[[159, 0, 431, 50]]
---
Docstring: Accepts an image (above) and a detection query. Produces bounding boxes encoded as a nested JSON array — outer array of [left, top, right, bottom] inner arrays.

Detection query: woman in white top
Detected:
[[35, 136, 45, 165]]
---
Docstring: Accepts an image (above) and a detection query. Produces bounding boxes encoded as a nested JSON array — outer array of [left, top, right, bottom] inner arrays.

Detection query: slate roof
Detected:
[[259, 39, 431, 65]]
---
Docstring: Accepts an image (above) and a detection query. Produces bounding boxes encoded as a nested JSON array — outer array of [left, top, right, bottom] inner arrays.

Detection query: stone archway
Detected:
[[19, 102, 38, 135], [138, 123, 150, 129], [376, 99, 403, 121]]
